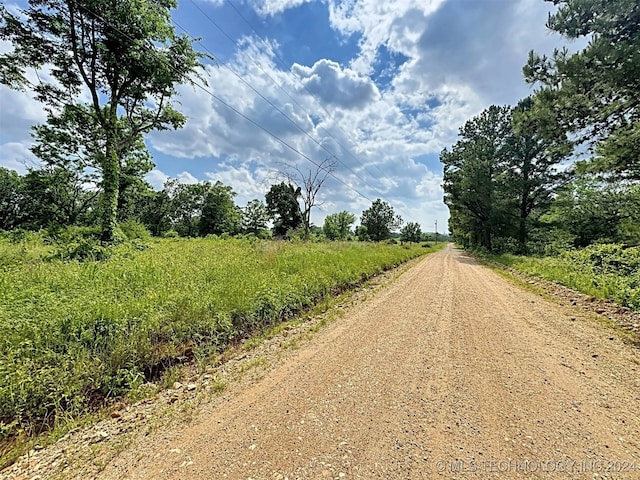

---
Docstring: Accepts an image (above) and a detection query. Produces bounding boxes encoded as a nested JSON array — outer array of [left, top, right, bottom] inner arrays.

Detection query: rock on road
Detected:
[[97, 245, 640, 479]]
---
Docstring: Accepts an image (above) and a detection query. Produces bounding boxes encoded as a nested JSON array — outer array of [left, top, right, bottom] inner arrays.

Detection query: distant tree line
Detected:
[[442, 0, 640, 253], [0, 164, 433, 243]]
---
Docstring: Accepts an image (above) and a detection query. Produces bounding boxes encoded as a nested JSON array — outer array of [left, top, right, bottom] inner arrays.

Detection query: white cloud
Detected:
[[291, 59, 379, 109], [0, 142, 41, 173], [145, 169, 170, 190], [177, 171, 199, 184], [254, 0, 315, 16], [0, 0, 574, 234]]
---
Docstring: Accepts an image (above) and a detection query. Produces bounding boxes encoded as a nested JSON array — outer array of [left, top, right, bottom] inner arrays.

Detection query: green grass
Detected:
[[487, 244, 640, 311], [0, 236, 434, 449]]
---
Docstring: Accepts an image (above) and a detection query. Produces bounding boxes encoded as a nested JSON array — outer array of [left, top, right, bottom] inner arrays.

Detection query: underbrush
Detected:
[[0, 235, 435, 458], [486, 244, 640, 311]]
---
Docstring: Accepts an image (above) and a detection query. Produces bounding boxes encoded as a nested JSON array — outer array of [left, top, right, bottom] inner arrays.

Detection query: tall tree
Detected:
[[523, 0, 640, 179], [400, 222, 422, 243], [0, 1, 205, 241], [360, 199, 402, 242], [507, 97, 571, 252], [265, 182, 303, 237], [0, 167, 24, 230], [279, 158, 337, 237], [441, 105, 513, 251]]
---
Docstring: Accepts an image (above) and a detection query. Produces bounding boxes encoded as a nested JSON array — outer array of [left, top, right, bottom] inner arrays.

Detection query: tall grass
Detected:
[[488, 244, 640, 311], [0, 236, 433, 442]]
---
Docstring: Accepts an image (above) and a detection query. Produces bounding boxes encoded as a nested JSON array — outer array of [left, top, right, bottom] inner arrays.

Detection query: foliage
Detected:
[[490, 244, 640, 311], [265, 182, 303, 237], [441, 105, 513, 251], [0, 0, 206, 241], [400, 222, 422, 243], [323, 211, 356, 241], [442, 102, 569, 253], [360, 199, 403, 241], [242, 199, 269, 235], [199, 181, 242, 236], [0, 168, 23, 230], [523, 0, 640, 179], [0, 236, 430, 444], [540, 177, 640, 248]]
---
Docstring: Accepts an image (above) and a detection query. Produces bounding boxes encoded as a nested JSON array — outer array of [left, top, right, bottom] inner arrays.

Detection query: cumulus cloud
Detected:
[[291, 59, 379, 109], [0, 141, 41, 173], [145, 169, 170, 190]]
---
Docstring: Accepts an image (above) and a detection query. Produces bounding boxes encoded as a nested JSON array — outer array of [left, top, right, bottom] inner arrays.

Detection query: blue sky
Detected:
[[0, 0, 572, 233]]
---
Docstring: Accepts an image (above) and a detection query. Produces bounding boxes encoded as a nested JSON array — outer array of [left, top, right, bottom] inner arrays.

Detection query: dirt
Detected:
[[4, 245, 640, 479]]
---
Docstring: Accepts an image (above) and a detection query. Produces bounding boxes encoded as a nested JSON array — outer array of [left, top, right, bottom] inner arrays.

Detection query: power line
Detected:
[[219, 0, 397, 186], [210, 0, 419, 223], [71, 1, 374, 203], [170, 16, 378, 197], [181, 1, 384, 196]]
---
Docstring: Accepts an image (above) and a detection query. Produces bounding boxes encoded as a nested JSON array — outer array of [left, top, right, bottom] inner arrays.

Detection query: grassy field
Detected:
[[0, 235, 437, 446], [487, 244, 640, 311]]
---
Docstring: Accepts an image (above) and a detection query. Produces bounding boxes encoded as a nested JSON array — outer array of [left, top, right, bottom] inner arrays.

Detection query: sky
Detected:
[[0, 0, 573, 234]]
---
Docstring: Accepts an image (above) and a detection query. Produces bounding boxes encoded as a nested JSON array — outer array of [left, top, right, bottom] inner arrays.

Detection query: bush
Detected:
[[119, 219, 151, 241]]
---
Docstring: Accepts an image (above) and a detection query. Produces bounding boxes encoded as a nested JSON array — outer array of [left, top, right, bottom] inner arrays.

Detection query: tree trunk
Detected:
[[100, 142, 120, 243]]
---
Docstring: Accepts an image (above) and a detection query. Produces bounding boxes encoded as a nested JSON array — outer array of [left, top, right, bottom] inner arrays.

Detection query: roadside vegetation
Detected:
[[486, 245, 640, 312], [0, 232, 437, 454]]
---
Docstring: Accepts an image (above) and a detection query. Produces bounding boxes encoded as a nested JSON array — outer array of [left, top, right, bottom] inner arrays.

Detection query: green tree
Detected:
[[0, 1, 205, 241], [542, 177, 640, 247], [523, 0, 640, 179], [441, 105, 513, 251], [138, 188, 173, 237], [199, 181, 241, 236], [20, 166, 100, 229], [166, 180, 206, 237], [400, 222, 422, 243], [0, 167, 24, 230], [265, 182, 303, 237], [360, 199, 402, 242], [242, 199, 269, 235], [507, 97, 571, 252], [323, 211, 355, 241]]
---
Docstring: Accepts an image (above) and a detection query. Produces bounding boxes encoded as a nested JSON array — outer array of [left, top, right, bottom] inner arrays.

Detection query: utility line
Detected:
[[72, 1, 374, 203], [219, 0, 396, 185], [181, 1, 385, 196], [171, 16, 378, 196]]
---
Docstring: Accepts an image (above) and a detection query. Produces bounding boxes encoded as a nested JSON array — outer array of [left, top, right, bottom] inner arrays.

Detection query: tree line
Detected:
[[442, 0, 639, 254], [0, 164, 430, 243]]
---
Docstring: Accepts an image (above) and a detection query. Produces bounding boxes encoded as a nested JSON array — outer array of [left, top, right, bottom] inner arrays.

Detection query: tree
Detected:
[[400, 222, 422, 243], [523, 0, 640, 179], [167, 180, 206, 237], [279, 158, 337, 237], [441, 105, 513, 251], [199, 181, 241, 236], [242, 199, 269, 235], [0, 167, 24, 230], [541, 176, 640, 247], [507, 97, 571, 252], [0, 1, 205, 241], [20, 166, 99, 229], [360, 199, 403, 241], [323, 211, 355, 241], [138, 188, 173, 237], [265, 182, 303, 237]]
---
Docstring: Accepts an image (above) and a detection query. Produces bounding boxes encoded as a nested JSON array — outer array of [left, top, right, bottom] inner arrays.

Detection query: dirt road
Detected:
[[44, 246, 640, 478]]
